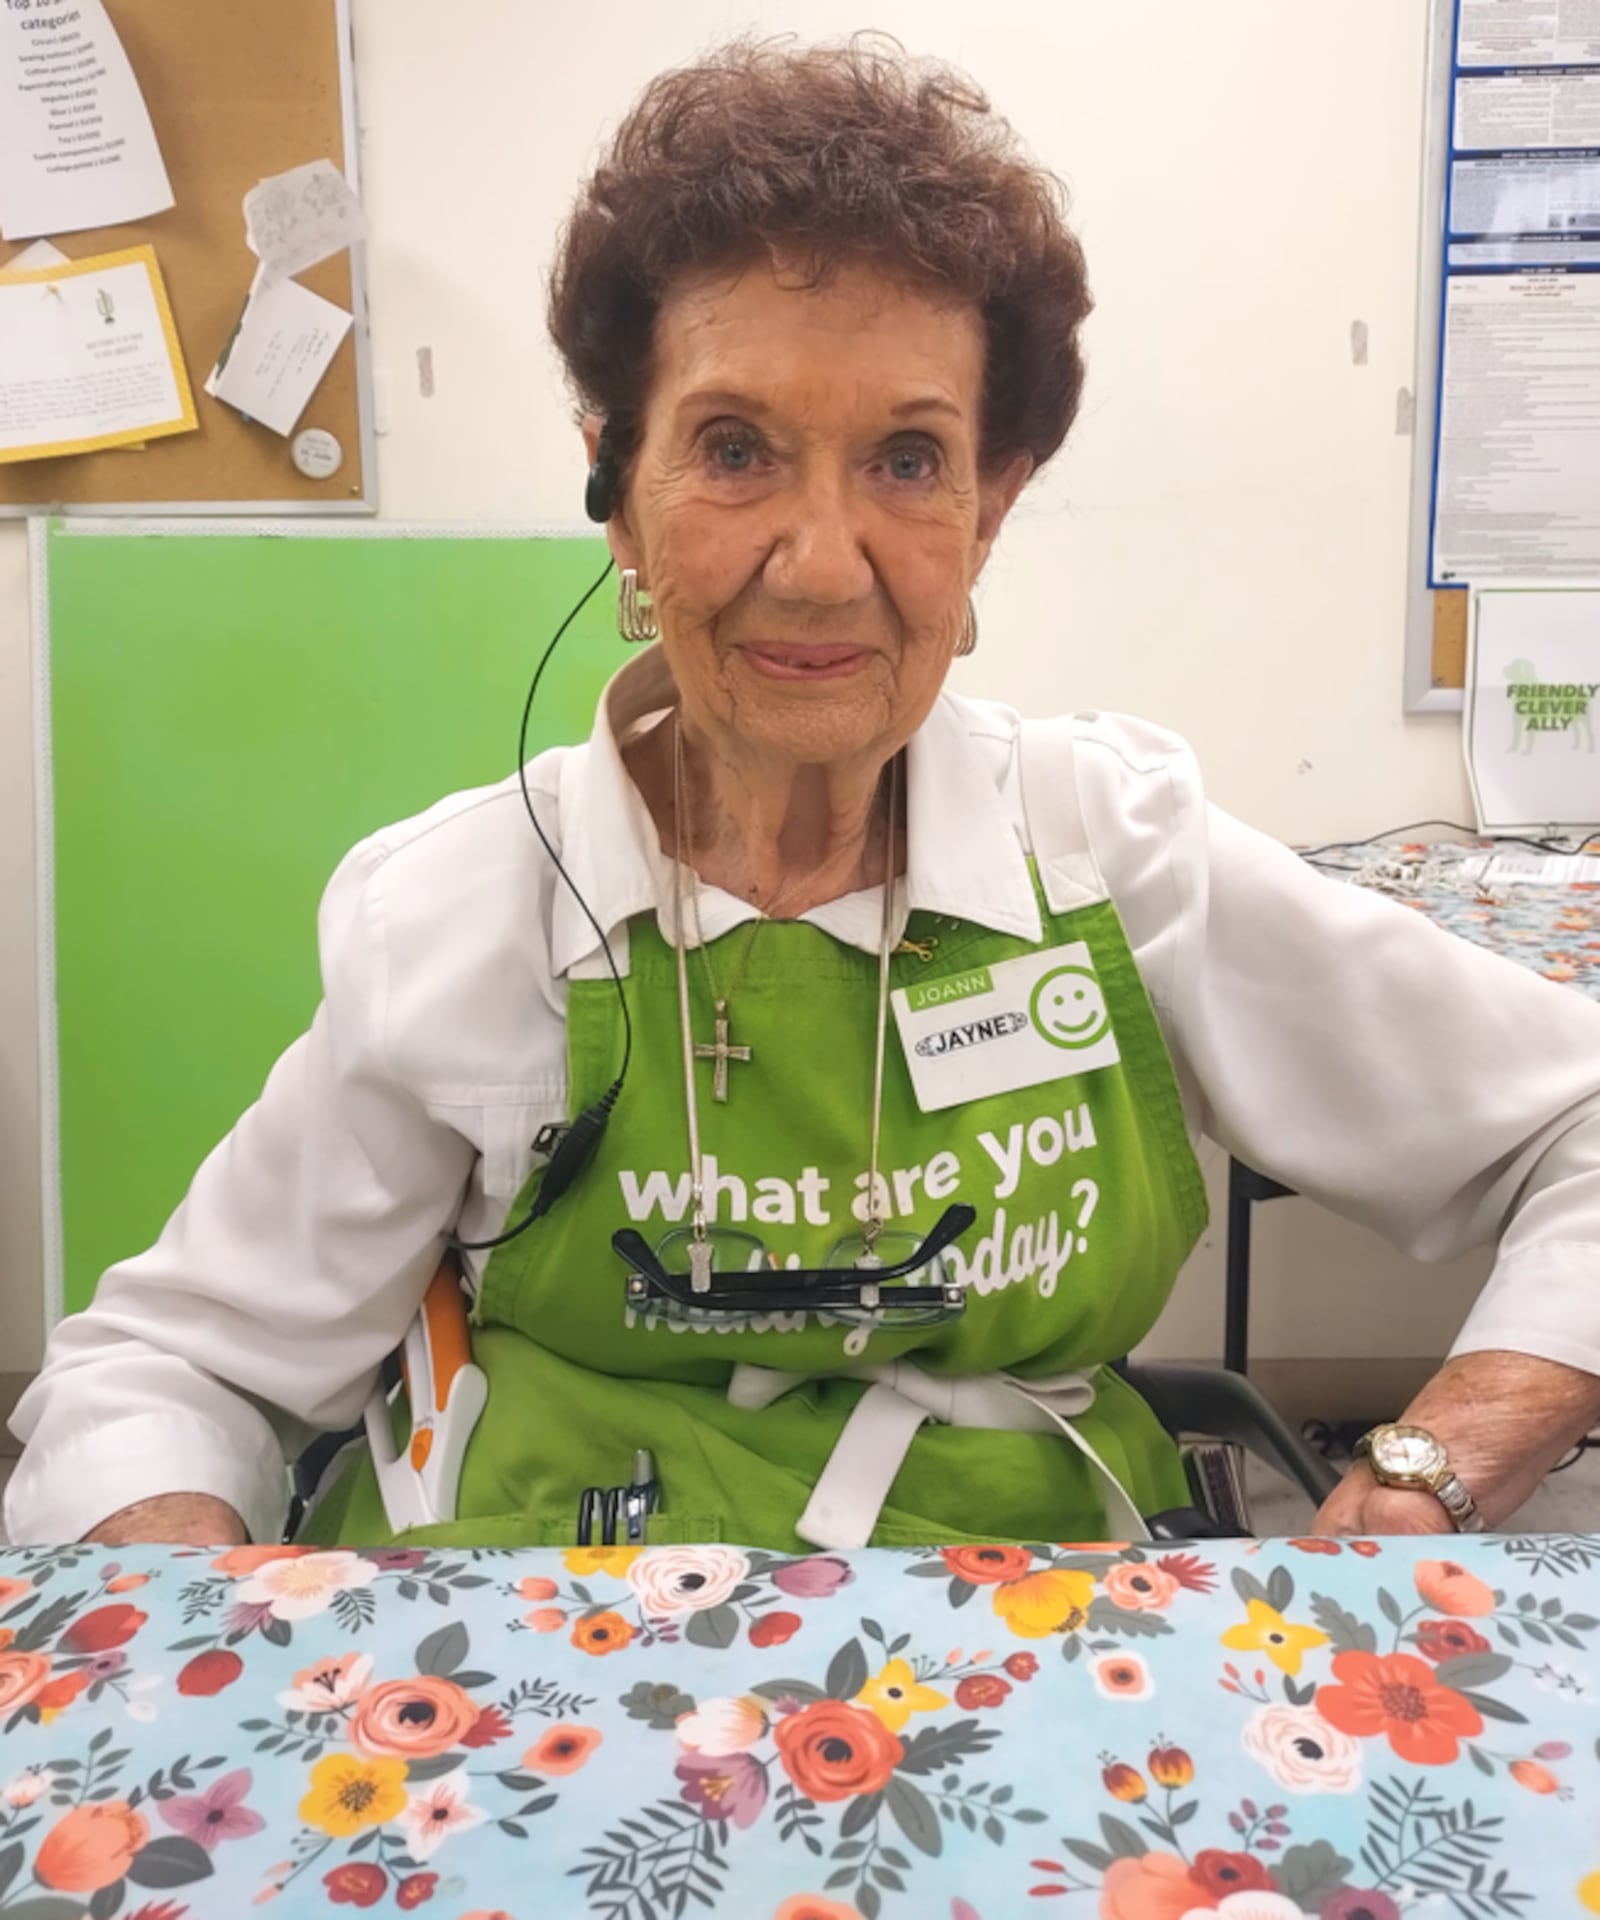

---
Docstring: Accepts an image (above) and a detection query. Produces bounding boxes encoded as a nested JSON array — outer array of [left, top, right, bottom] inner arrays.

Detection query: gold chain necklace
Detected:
[[670, 715, 879, 1101], [669, 723, 901, 1278]]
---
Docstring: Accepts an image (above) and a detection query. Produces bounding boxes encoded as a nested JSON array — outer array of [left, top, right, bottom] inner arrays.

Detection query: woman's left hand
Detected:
[[1313, 1348, 1600, 1536]]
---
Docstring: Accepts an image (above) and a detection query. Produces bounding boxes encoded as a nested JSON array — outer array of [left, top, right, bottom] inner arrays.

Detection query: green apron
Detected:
[[306, 721, 1208, 1551]]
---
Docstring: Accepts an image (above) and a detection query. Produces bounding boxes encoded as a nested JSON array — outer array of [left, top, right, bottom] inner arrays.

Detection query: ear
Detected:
[[579, 412, 645, 574], [971, 454, 1033, 574]]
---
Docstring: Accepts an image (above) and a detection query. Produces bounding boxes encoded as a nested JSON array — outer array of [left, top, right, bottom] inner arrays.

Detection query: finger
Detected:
[[1311, 1463, 1376, 1537], [1359, 1487, 1456, 1536]]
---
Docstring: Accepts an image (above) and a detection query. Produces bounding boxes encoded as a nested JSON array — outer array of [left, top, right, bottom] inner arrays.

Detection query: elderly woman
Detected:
[[8, 43, 1600, 1554]]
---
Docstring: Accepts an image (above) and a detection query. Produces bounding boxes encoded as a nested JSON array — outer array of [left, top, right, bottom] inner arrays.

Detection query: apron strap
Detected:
[[1018, 715, 1109, 912], [725, 1359, 1151, 1550]]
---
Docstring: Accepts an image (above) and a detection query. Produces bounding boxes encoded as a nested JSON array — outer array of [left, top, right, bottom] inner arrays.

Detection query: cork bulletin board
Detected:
[[0, 0, 373, 514]]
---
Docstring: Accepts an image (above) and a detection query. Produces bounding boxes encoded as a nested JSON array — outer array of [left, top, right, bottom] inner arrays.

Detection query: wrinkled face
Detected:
[[599, 257, 1029, 768]]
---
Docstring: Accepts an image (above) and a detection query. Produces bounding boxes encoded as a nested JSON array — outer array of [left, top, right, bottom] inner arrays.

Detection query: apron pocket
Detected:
[[520, 1513, 725, 1548]]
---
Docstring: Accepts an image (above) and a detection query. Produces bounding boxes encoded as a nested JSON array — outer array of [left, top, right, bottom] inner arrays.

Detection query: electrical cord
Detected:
[[451, 555, 630, 1253], [1299, 820, 1600, 869]]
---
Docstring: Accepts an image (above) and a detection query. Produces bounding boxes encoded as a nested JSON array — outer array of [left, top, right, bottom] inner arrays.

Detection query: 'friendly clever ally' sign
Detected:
[[1466, 585, 1600, 834]]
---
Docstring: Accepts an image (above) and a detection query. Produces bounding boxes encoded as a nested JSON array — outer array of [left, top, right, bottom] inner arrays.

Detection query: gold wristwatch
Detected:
[[1355, 1423, 1485, 1532]]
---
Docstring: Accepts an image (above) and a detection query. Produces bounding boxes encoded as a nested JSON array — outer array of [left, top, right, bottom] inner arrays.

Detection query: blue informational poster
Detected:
[[1427, 0, 1600, 587]]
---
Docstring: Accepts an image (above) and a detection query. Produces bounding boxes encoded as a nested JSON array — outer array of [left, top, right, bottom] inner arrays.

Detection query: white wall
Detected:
[[0, 0, 1493, 1382]]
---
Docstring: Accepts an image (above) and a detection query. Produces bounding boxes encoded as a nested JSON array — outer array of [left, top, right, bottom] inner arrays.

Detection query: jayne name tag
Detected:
[[891, 940, 1122, 1113]]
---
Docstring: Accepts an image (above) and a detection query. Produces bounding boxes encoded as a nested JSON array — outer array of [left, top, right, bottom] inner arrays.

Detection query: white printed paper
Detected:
[[2, 237, 69, 273], [1455, 71, 1600, 153], [1458, 0, 1600, 69], [0, 0, 174, 241], [1466, 584, 1600, 832], [243, 160, 366, 281], [209, 269, 352, 437], [1433, 273, 1600, 582], [1450, 155, 1600, 236], [1458, 848, 1600, 885], [0, 246, 193, 460]]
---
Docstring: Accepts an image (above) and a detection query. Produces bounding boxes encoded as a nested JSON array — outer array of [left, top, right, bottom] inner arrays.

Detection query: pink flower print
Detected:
[[398, 1771, 486, 1861], [277, 1652, 374, 1715], [160, 1770, 266, 1851], [675, 1751, 769, 1829], [771, 1556, 853, 1599]]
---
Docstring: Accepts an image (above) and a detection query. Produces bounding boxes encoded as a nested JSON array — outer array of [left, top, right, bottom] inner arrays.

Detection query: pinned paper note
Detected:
[[243, 160, 366, 281], [2, 239, 70, 276], [208, 268, 353, 437], [0, 1, 173, 241], [0, 245, 195, 462]]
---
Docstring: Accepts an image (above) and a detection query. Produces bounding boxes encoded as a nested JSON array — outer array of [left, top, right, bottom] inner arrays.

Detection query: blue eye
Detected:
[[704, 423, 761, 473], [885, 438, 939, 483]]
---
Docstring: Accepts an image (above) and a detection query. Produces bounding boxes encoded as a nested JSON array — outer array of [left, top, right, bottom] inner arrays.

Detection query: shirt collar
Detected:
[[548, 648, 1042, 979]]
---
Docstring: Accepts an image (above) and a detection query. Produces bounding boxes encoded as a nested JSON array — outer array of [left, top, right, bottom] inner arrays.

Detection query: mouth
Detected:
[[735, 643, 875, 683]]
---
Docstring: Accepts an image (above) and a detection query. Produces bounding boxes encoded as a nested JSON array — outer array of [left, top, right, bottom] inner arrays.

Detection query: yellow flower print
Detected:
[[1579, 1868, 1600, 1913], [854, 1658, 949, 1734], [991, 1569, 1096, 1640], [298, 1753, 409, 1838], [1221, 1598, 1329, 1677], [562, 1545, 642, 1579]]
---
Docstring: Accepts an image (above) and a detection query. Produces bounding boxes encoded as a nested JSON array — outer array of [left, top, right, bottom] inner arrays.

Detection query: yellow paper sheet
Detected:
[[0, 244, 195, 463]]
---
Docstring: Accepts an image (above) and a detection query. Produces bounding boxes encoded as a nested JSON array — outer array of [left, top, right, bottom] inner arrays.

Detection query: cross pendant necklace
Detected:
[[693, 998, 752, 1103], [670, 710, 902, 1278]]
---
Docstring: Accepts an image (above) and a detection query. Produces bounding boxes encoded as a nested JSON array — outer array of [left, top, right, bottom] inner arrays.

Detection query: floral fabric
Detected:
[[1323, 841, 1600, 996], [1, 1535, 1598, 1919]]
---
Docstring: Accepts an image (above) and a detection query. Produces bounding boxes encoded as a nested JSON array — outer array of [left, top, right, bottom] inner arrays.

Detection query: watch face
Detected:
[[1372, 1425, 1445, 1479]]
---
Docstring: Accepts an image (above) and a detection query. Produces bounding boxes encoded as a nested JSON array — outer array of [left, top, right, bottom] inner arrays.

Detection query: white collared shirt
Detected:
[[9, 651, 1600, 1544]]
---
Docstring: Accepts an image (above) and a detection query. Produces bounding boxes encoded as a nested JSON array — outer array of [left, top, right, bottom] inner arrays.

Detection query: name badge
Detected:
[[891, 941, 1122, 1113]]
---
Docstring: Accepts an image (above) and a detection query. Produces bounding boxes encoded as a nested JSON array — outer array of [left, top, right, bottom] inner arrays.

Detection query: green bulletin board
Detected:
[[38, 521, 624, 1316]]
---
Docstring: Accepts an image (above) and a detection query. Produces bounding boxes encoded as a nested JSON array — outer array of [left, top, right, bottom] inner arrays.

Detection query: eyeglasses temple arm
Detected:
[[611, 1204, 974, 1287]]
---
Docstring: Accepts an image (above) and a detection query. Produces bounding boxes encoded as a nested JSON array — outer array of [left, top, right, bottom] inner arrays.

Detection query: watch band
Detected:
[[1433, 1470, 1486, 1533]]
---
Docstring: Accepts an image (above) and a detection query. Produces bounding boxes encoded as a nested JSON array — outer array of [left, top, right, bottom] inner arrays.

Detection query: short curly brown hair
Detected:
[[548, 38, 1092, 483]]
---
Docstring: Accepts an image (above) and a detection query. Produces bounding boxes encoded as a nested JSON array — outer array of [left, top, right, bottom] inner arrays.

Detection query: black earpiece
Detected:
[[585, 423, 619, 523]]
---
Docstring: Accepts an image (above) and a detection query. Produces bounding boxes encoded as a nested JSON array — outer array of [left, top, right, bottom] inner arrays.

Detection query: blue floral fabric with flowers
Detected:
[[1, 1535, 1597, 1920]]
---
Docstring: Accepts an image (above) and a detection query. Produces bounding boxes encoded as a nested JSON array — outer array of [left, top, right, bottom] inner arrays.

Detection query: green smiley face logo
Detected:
[[1030, 965, 1110, 1049]]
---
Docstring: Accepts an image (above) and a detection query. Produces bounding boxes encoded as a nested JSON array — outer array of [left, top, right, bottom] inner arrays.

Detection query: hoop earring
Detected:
[[955, 599, 978, 658], [617, 569, 659, 644]]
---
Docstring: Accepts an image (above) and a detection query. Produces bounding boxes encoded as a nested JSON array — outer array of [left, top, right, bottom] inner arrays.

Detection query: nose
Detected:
[[761, 461, 875, 611]]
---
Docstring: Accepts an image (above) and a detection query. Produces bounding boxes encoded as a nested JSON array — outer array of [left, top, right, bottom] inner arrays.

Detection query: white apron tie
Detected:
[[727, 1358, 1149, 1550]]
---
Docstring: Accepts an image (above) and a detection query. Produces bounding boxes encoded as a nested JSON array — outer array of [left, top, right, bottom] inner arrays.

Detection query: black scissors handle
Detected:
[[577, 1485, 622, 1546]]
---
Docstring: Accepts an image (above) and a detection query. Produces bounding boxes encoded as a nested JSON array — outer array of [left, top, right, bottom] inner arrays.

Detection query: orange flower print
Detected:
[[774, 1899, 863, 1920], [524, 1725, 603, 1775], [1316, 1650, 1484, 1765], [1093, 1654, 1153, 1700], [35, 1801, 150, 1893], [571, 1611, 634, 1656], [0, 1651, 52, 1715], [941, 1545, 1034, 1585], [211, 1544, 314, 1578], [347, 1677, 479, 1759], [773, 1700, 903, 1802], [1099, 1852, 1203, 1920], [1101, 1761, 1147, 1803], [1509, 1758, 1562, 1796], [1414, 1558, 1496, 1618], [1102, 1563, 1179, 1611], [34, 1669, 94, 1719]]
